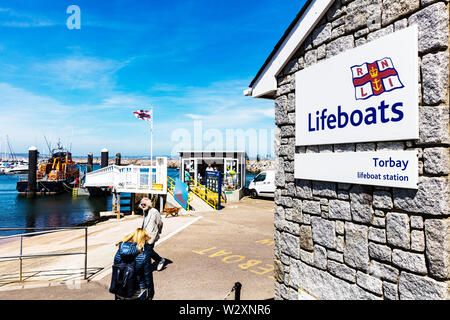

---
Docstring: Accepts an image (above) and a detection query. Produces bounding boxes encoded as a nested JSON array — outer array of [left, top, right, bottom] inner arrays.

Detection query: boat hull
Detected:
[[5, 169, 28, 175], [86, 186, 111, 197], [16, 180, 74, 195]]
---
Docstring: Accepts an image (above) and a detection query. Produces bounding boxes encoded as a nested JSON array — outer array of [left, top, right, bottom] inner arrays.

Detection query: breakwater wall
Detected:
[[73, 158, 274, 173]]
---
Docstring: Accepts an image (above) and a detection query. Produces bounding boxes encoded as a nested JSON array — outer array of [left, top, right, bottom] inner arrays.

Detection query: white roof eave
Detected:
[[248, 0, 335, 99]]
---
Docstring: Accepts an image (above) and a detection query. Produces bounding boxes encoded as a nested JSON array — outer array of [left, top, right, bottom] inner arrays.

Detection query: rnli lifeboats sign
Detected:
[[294, 26, 419, 189], [295, 26, 418, 146], [295, 150, 418, 189]]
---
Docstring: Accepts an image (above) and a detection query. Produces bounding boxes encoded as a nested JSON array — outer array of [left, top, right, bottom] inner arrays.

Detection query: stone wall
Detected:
[[273, 0, 449, 299], [246, 160, 275, 173]]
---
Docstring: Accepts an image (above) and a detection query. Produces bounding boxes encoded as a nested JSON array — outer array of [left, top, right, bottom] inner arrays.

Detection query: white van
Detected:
[[248, 170, 275, 198]]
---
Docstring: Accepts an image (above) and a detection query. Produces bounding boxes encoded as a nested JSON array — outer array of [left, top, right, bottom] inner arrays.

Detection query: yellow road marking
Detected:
[[238, 260, 262, 270], [192, 246, 274, 279], [249, 264, 274, 275], [256, 239, 274, 246], [209, 250, 232, 258], [222, 255, 246, 263], [192, 247, 217, 255]]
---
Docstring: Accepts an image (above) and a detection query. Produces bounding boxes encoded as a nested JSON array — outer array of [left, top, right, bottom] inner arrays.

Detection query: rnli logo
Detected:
[[351, 57, 404, 100]]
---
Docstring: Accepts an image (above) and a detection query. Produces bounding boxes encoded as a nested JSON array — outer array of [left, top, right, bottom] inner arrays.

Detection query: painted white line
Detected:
[[90, 216, 203, 282], [156, 216, 202, 247]]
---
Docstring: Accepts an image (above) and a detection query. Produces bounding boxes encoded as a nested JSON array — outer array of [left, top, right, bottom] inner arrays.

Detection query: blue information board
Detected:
[[206, 171, 222, 210]]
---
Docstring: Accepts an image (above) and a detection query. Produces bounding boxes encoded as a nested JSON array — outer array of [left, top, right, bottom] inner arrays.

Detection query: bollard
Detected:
[[117, 193, 121, 219], [112, 192, 117, 214], [159, 194, 164, 214], [101, 148, 109, 168], [26, 146, 38, 199], [131, 193, 135, 215], [115, 153, 121, 166], [87, 153, 93, 173], [234, 282, 242, 300]]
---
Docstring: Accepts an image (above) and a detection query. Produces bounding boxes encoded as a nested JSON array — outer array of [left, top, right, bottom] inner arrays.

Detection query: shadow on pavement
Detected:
[[0, 267, 103, 287]]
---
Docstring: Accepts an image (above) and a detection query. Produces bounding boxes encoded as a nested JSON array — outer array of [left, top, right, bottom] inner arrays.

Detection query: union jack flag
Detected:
[[351, 57, 404, 100], [133, 109, 152, 122]]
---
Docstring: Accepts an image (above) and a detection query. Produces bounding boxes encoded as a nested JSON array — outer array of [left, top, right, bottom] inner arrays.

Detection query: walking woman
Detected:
[[111, 228, 154, 300]]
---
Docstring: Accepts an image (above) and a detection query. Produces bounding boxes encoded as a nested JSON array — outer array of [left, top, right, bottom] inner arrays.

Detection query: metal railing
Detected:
[[0, 227, 88, 282], [188, 178, 225, 210], [167, 176, 175, 195]]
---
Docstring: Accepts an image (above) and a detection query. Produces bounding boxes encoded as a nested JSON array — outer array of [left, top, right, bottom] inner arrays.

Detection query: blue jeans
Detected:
[[147, 243, 162, 263]]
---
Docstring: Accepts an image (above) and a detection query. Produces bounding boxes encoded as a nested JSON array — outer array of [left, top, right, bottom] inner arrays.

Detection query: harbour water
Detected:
[[0, 167, 256, 236]]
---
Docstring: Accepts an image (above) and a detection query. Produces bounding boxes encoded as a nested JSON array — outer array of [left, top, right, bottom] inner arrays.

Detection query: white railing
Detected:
[[84, 165, 119, 187], [115, 166, 154, 191], [84, 162, 167, 195]]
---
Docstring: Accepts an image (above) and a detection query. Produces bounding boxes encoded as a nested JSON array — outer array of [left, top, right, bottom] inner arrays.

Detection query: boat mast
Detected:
[[6, 135, 17, 162], [3, 136, 7, 161], [44, 136, 52, 156]]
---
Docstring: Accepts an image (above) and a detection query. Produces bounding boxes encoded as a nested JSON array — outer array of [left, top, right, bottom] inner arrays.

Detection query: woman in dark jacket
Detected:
[[113, 228, 154, 300]]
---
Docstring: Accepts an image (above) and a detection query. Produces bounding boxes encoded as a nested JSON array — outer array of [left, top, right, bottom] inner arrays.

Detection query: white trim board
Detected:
[[249, 0, 335, 98]]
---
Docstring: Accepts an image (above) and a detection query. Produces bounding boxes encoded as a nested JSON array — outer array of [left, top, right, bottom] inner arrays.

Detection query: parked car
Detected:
[[248, 170, 275, 198]]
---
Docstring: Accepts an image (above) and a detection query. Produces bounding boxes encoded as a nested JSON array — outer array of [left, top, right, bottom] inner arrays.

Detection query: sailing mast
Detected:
[[6, 135, 17, 162]]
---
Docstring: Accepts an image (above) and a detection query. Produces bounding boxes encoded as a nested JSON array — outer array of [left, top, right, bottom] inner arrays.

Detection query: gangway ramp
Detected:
[[167, 176, 218, 213], [188, 178, 224, 211], [166, 191, 214, 213], [188, 193, 215, 212]]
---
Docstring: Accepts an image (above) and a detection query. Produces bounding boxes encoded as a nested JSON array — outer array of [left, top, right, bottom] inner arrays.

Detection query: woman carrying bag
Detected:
[[110, 228, 154, 300]]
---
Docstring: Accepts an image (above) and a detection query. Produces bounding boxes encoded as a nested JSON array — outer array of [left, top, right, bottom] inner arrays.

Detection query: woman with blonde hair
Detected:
[[110, 228, 154, 300]]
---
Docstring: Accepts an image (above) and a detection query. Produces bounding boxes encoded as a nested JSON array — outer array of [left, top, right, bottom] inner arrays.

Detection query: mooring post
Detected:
[[234, 282, 242, 300], [159, 195, 164, 214], [115, 153, 121, 166], [101, 148, 108, 168], [87, 153, 93, 173], [117, 193, 121, 219], [131, 193, 135, 215], [112, 192, 116, 214], [26, 146, 38, 199]]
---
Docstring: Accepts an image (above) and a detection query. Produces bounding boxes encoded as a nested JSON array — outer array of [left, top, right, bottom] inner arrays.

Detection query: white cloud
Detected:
[[0, 76, 275, 156], [0, 7, 56, 28], [32, 56, 129, 91], [0, 83, 76, 152], [152, 79, 274, 129], [185, 114, 203, 120], [100, 94, 151, 109]]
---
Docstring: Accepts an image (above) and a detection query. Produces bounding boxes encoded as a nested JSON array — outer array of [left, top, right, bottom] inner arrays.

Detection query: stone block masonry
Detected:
[[273, 0, 449, 300]]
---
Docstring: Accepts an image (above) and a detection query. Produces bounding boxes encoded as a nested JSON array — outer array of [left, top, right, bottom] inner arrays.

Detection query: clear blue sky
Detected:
[[0, 0, 305, 158]]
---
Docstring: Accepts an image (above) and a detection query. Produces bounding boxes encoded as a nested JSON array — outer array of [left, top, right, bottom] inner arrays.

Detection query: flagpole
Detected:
[[150, 107, 153, 168]]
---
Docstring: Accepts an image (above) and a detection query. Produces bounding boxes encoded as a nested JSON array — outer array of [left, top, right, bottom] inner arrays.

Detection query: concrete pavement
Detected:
[[0, 197, 275, 300], [151, 197, 275, 300], [0, 213, 199, 289]]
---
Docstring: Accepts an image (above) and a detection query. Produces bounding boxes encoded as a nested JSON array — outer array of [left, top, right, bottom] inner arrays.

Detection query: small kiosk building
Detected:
[[178, 150, 247, 202]]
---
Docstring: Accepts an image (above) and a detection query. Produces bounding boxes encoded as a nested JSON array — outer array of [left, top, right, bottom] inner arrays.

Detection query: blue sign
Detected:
[[206, 171, 222, 210], [174, 178, 189, 210]]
